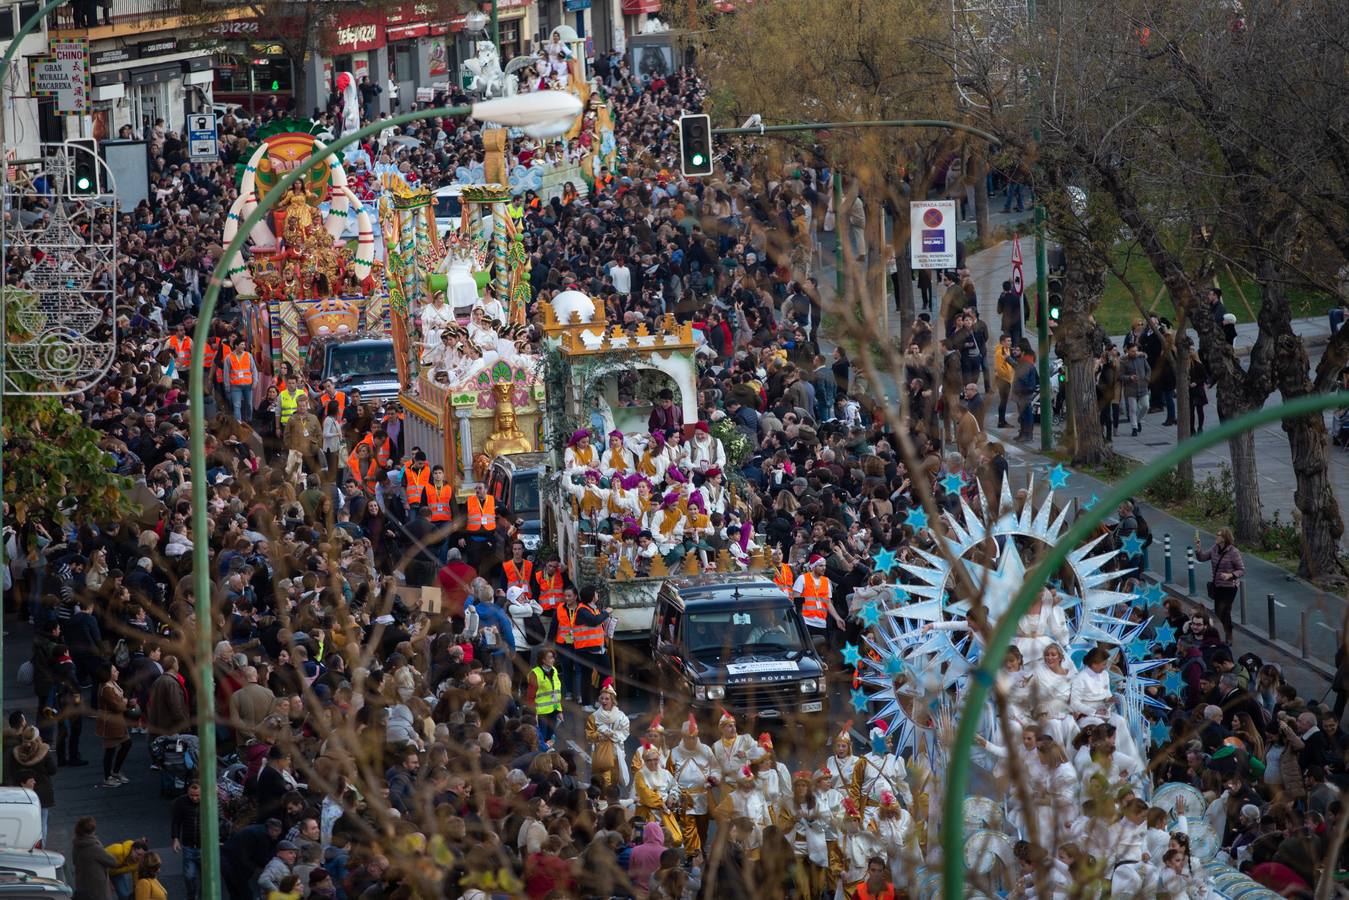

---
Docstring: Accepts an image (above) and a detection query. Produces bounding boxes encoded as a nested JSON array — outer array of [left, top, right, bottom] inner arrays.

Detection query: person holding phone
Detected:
[[1196, 528, 1244, 643]]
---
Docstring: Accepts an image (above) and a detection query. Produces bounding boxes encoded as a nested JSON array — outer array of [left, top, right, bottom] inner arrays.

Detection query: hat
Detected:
[[718, 708, 736, 728], [136, 557, 153, 571], [681, 713, 699, 736], [808, 554, 825, 567], [599, 677, 618, 700], [12, 728, 48, 768], [642, 742, 662, 759], [747, 746, 767, 762], [608, 429, 624, 440], [792, 770, 813, 785], [645, 715, 664, 734], [879, 790, 899, 809], [705, 466, 722, 479], [666, 466, 688, 484], [277, 840, 300, 852], [567, 428, 592, 447], [835, 720, 853, 746], [583, 468, 602, 482], [694, 420, 709, 434], [661, 492, 680, 508], [506, 585, 527, 603], [814, 767, 833, 782]]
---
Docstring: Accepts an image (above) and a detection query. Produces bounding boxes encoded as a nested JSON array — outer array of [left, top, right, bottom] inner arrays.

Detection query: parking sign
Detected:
[[188, 113, 218, 162], [909, 200, 957, 270]]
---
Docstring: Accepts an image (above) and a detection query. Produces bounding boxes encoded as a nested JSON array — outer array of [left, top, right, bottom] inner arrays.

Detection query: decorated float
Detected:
[[221, 123, 383, 383]]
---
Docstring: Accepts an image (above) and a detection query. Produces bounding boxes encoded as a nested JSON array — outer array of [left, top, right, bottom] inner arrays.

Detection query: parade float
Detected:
[[221, 123, 383, 383]]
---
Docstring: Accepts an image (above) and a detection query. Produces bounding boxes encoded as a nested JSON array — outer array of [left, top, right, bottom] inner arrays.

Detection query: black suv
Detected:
[[650, 574, 826, 720]]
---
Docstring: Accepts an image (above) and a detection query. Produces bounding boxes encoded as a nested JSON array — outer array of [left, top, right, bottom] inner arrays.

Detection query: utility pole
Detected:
[[1036, 204, 1051, 451]]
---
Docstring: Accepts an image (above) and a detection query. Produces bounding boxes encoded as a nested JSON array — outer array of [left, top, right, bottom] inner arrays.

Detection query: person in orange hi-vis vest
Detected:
[[792, 555, 845, 650], [424, 465, 454, 561], [347, 441, 380, 499], [224, 346, 256, 423], [850, 856, 897, 900], [500, 540, 535, 597], [771, 547, 794, 594], [317, 378, 347, 421], [464, 482, 498, 567], [166, 324, 192, 375], [533, 558, 566, 613], [402, 449, 431, 507]]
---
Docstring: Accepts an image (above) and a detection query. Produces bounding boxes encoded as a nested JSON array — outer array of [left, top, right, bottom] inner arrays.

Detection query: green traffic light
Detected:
[[272, 80, 280, 90], [691, 153, 705, 166], [76, 175, 92, 191]]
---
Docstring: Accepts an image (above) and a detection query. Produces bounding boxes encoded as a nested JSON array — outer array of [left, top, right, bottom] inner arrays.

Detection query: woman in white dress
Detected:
[[1013, 587, 1071, 666], [477, 287, 507, 324], [1069, 646, 1143, 768], [1027, 737, 1078, 848], [466, 305, 497, 347], [1031, 643, 1079, 749], [419, 292, 457, 364], [824, 723, 861, 795], [997, 645, 1035, 736], [442, 245, 480, 314], [867, 791, 919, 890]]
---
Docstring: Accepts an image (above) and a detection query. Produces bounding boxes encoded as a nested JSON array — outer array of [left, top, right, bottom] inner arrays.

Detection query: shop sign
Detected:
[[29, 40, 89, 115], [91, 46, 137, 66], [329, 12, 385, 54], [139, 38, 178, 56], [209, 20, 260, 35]]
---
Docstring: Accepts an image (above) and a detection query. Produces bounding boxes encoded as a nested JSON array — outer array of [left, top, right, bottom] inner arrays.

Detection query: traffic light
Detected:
[[678, 114, 713, 177], [67, 139, 99, 195], [1046, 273, 1064, 327]]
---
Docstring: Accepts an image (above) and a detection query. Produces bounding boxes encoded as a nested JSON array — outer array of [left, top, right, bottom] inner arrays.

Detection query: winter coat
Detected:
[[71, 833, 117, 900], [1196, 541, 1245, 587], [95, 682, 130, 747], [1119, 354, 1151, 398], [147, 671, 189, 736]]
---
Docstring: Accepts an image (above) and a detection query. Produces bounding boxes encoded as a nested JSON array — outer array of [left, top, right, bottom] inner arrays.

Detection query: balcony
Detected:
[[48, 0, 222, 40]]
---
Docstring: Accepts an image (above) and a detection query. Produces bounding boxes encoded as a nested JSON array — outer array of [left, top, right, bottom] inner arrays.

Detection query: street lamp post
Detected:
[[187, 90, 579, 900]]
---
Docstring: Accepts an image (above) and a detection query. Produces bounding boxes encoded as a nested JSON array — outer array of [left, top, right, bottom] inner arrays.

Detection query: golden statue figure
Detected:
[[280, 183, 318, 246], [483, 382, 533, 457]]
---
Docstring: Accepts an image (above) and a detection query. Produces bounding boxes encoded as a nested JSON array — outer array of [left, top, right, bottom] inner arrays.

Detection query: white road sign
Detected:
[[909, 200, 958, 270], [188, 113, 218, 162]]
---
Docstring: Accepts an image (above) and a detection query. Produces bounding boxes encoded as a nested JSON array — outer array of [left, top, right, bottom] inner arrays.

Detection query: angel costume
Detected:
[[1069, 665, 1142, 766], [1030, 659, 1079, 749], [867, 807, 920, 889], [585, 705, 630, 789], [634, 757, 684, 846], [1013, 597, 1071, 666], [670, 738, 717, 852], [825, 752, 861, 799], [1027, 755, 1080, 847]]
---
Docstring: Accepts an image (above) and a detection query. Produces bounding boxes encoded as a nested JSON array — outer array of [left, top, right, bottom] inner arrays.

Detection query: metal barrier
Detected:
[[1267, 593, 1276, 635], [1238, 581, 1247, 624], [1186, 547, 1197, 595]]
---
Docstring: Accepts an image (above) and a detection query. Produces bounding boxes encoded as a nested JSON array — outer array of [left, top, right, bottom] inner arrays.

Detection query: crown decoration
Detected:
[[301, 298, 360, 337], [460, 183, 513, 203]]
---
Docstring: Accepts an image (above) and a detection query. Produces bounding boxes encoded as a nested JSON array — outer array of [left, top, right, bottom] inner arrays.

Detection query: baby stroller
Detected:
[[150, 733, 199, 797]]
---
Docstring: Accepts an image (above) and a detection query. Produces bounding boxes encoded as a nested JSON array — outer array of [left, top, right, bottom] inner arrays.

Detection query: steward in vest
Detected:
[[278, 382, 308, 426], [527, 648, 564, 741], [771, 549, 794, 594], [533, 558, 566, 612], [425, 466, 454, 524], [403, 449, 431, 506], [225, 348, 254, 387], [792, 555, 845, 632], [346, 442, 380, 497], [463, 482, 498, 567], [570, 585, 611, 706], [355, 429, 393, 470], [318, 378, 347, 420], [500, 540, 534, 597], [166, 325, 192, 373], [852, 858, 896, 900]]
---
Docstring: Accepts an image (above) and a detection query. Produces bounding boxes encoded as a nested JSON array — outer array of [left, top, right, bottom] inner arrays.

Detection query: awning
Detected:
[[622, 0, 661, 12], [387, 22, 430, 40]]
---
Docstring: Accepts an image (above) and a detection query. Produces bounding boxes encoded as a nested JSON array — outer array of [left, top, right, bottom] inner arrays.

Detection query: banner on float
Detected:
[[909, 199, 957, 270]]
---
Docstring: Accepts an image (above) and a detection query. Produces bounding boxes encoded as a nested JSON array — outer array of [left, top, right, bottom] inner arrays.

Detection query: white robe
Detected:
[[1013, 603, 1071, 666], [856, 752, 913, 808], [792, 796, 835, 868], [670, 741, 717, 816], [1028, 758, 1079, 847], [688, 434, 726, 471], [1070, 666, 1143, 766], [825, 753, 859, 793], [590, 705, 630, 786], [712, 734, 756, 778], [1030, 665, 1078, 749], [419, 301, 457, 364]]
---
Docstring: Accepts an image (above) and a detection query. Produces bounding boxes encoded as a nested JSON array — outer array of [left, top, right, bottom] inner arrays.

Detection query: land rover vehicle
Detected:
[[303, 336, 400, 402], [650, 574, 826, 719]]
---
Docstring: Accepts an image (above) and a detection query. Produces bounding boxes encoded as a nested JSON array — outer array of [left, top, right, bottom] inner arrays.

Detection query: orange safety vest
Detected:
[[854, 883, 895, 900], [167, 335, 192, 370], [202, 339, 218, 371], [319, 390, 347, 419], [555, 603, 576, 645], [503, 559, 534, 594], [226, 351, 254, 386], [426, 483, 454, 522], [403, 462, 430, 505], [535, 571, 564, 611], [357, 434, 392, 469], [466, 494, 496, 531], [211, 340, 228, 382], [572, 603, 605, 649], [800, 572, 831, 627], [773, 563, 794, 593], [347, 453, 379, 495]]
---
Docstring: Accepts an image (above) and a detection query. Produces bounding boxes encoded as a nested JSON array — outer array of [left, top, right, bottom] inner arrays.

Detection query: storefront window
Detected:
[[500, 22, 521, 60], [393, 44, 415, 81]]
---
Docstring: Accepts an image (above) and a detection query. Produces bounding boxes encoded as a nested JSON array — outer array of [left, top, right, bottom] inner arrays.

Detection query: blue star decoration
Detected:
[[872, 547, 898, 574], [884, 655, 905, 676], [892, 585, 911, 603], [1141, 582, 1166, 607], [1153, 621, 1177, 646], [1047, 463, 1071, 489], [905, 506, 929, 531], [940, 471, 966, 495], [858, 602, 883, 629], [842, 641, 862, 667], [1083, 493, 1099, 511], [1126, 635, 1151, 661], [1163, 670, 1184, 695], [850, 687, 870, 713], [1149, 720, 1172, 746], [1119, 532, 1147, 558]]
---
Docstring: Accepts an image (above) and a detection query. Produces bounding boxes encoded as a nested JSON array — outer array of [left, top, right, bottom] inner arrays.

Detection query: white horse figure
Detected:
[[461, 41, 515, 98]]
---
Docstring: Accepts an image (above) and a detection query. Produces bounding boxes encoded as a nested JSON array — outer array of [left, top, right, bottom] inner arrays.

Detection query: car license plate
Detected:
[[801, 701, 823, 713]]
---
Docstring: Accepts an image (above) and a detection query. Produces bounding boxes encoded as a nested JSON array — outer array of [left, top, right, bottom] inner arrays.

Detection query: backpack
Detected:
[[113, 639, 131, 669], [1134, 505, 1154, 548]]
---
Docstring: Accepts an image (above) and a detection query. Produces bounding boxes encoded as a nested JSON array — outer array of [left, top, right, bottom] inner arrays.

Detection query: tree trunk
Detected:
[[1066, 354, 1108, 464], [973, 154, 990, 240], [867, 195, 888, 336], [1281, 406, 1347, 583], [1228, 428, 1263, 545]]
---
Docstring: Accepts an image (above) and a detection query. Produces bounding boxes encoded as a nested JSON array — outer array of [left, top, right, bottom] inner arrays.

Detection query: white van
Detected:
[[433, 184, 493, 242], [0, 789, 65, 887]]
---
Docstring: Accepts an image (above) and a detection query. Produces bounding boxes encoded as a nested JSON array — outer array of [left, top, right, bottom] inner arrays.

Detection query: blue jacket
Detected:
[[471, 599, 516, 653]]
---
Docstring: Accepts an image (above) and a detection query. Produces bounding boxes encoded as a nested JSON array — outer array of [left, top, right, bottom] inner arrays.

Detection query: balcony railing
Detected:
[[49, 0, 186, 36]]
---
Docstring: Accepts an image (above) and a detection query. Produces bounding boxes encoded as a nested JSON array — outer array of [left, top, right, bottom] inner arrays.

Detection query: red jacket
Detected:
[[437, 561, 477, 618]]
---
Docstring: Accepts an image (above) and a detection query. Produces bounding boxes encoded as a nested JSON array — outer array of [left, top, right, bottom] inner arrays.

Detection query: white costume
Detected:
[[670, 740, 717, 816], [1070, 666, 1143, 766], [712, 732, 756, 778], [1028, 756, 1079, 846], [697, 480, 728, 517], [442, 249, 479, 313], [600, 444, 636, 477], [720, 783, 773, 850], [1031, 662, 1079, 749], [588, 705, 631, 787], [564, 442, 599, 475], [1013, 600, 1071, 666], [478, 294, 507, 324], [867, 808, 919, 888], [856, 751, 913, 809], [688, 433, 726, 471], [825, 753, 860, 793], [419, 300, 457, 364], [792, 794, 836, 869]]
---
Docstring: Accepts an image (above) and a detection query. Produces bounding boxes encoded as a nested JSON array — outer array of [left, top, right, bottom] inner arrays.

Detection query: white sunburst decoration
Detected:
[[852, 472, 1170, 765]]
